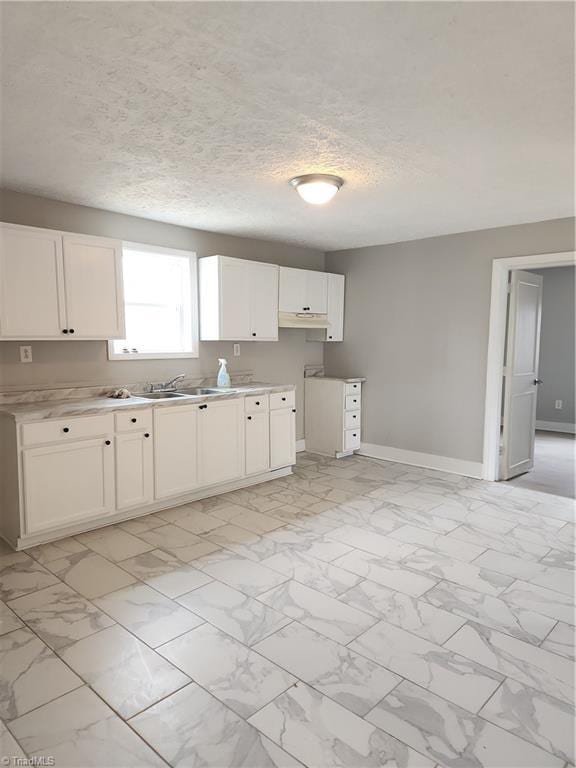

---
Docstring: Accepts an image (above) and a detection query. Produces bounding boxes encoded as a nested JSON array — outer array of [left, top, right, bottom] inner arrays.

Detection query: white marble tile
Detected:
[[388, 524, 486, 562], [0, 599, 23, 636], [192, 549, 288, 596], [136, 523, 221, 562], [474, 549, 574, 596], [156, 503, 227, 534], [480, 678, 574, 764], [261, 549, 362, 597], [225, 508, 286, 534], [95, 582, 204, 647], [367, 679, 563, 768], [60, 624, 190, 718], [118, 514, 167, 535], [326, 525, 417, 560], [333, 549, 438, 598], [28, 536, 87, 564], [0, 628, 82, 719], [539, 548, 576, 571], [158, 623, 295, 718], [502, 580, 575, 626], [400, 548, 514, 596], [0, 719, 26, 760], [130, 682, 300, 767], [253, 622, 400, 716], [445, 622, 575, 705], [45, 550, 136, 599], [177, 581, 291, 646], [541, 622, 576, 660], [447, 523, 551, 561], [118, 548, 212, 598], [339, 580, 465, 644], [510, 523, 574, 554], [249, 681, 434, 768], [0, 552, 59, 601], [9, 686, 165, 767], [350, 620, 502, 712], [8, 582, 114, 650], [258, 580, 376, 644], [424, 580, 556, 644], [76, 526, 154, 561]]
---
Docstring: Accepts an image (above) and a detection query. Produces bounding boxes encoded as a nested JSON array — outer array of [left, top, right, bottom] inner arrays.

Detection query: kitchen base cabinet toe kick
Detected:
[[0, 388, 296, 551]]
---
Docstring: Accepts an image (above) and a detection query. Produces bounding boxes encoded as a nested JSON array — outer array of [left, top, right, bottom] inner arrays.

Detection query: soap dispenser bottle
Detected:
[[217, 358, 231, 388]]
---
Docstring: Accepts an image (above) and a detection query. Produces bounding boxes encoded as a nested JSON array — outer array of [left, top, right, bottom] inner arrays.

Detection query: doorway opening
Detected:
[[483, 251, 575, 499]]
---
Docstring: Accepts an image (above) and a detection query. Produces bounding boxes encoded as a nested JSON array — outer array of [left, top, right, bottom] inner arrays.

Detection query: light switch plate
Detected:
[[233, 343, 240, 357], [555, 400, 563, 410], [19, 345, 33, 363]]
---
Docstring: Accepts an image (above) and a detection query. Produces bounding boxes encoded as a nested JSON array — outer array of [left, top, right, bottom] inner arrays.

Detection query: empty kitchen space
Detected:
[[0, 2, 574, 768]]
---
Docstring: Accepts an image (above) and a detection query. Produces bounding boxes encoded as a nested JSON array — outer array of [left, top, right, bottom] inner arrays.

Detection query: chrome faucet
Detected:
[[147, 373, 186, 393]]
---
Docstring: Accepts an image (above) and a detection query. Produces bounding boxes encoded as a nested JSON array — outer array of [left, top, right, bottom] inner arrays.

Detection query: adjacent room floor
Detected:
[[507, 430, 576, 499], [0, 452, 574, 768]]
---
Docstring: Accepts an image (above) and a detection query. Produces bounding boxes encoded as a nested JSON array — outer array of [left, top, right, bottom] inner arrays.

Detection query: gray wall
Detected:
[[325, 218, 575, 464], [532, 266, 575, 426], [0, 190, 326, 439]]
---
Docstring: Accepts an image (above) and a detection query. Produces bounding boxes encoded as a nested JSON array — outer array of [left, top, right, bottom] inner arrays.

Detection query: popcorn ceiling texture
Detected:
[[1, 2, 574, 250]]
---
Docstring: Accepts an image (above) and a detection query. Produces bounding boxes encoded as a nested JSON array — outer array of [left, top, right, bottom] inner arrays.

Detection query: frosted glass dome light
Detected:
[[289, 174, 343, 205]]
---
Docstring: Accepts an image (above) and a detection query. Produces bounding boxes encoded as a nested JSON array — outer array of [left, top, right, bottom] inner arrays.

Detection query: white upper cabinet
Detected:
[[326, 273, 345, 341], [199, 255, 278, 341], [0, 224, 125, 340], [279, 267, 327, 313]]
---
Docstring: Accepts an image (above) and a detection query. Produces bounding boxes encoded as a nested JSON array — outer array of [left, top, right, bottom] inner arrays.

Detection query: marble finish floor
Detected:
[[0, 451, 574, 768]]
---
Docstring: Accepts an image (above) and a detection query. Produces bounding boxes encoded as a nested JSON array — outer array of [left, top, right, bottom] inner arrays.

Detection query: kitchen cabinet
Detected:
[[245, 411, 270, 475], [307, 273, 345, 342], [154, 405, 199, 499], [305, 378, 364, 458], [22, 438, 115, 534], [199, 255, 278, 341], [270, 406, 296, 469], [279, 267, 327, 314], [115, 431, 153, 510], [0, 223, 125, 340], [198, 398, 244, 485]]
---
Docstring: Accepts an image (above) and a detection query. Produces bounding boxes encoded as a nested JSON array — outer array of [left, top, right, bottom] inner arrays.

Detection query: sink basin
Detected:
[[140, 392, 188, 400], [177, 387, 239, 396]]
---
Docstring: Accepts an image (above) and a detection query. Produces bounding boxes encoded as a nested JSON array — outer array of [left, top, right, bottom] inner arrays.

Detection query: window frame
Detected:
[[107, 241, 199, 361]]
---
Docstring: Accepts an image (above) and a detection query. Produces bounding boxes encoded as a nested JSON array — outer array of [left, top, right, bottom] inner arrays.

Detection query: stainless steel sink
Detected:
[[177, 387, 239, 396], [140, 392, 188, 400]]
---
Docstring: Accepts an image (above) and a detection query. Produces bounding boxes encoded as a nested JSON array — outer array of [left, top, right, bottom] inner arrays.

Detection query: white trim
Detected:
[[483, 251, 576, 481], [358, 442, 483, 479], [536, 420, 576, 434], [296, 439, 306, 452]]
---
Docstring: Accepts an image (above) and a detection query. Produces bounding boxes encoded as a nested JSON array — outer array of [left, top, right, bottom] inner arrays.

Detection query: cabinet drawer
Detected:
[[21, 414, 114, 447], [270, 391, 295, 410], [344, 429, 361, 451], [245, 394, 269, 413], [115, 409, 152, 433], [345, 394, 361, 411], [345, 382, 361, 396], [344, 410, 361, 429]]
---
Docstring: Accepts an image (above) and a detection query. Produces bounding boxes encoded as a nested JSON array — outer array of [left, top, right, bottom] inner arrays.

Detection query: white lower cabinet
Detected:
[[270, 407, 296, 469], [115, 431, 153, 510], [154, 405, 199, 499], [245, 411, 270, 475], [22, 438, 115, 534], [198, 399, 244, 486]]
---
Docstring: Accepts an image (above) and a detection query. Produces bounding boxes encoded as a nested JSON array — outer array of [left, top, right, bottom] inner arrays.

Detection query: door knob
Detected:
[[534, 379, 544, 385]]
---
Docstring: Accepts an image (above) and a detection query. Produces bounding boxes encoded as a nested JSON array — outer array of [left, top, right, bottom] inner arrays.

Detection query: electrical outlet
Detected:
[[19, 345, 32, 363], [555, 400, 563, 410], [233, 343, 240, 357]]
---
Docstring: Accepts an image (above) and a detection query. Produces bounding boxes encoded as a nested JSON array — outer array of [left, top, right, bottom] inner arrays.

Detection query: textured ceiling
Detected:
[[1, 2, 574, 250]]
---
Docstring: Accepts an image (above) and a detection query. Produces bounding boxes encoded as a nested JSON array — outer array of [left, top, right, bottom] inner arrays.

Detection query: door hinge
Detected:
[[506, 283, 512, 294]]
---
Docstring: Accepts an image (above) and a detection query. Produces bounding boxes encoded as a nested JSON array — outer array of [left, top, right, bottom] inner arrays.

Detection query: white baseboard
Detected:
[[358, 442, 483, 479], [296, 439, 306, 452], [536, 420, 576, 434]]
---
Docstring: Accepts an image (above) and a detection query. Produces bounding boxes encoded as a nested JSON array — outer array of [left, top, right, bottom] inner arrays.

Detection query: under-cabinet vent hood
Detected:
[[278, 311, 330, 329]]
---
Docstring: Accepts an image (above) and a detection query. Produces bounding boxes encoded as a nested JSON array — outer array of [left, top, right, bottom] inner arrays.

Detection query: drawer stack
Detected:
[[343, 382, 361, 452], [304, 377, 365, 458]]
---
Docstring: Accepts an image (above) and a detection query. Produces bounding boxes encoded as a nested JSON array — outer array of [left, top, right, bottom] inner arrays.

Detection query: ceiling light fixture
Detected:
[[289, 174, 344, 205]]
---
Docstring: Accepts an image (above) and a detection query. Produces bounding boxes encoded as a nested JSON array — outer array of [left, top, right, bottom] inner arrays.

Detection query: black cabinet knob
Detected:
[[252, 332, 256, 337], [199, 404, 208, 410], [69, 328, 75, 334], [255, 401, 260, 406], [328, 335, 333, 339], [62, 329, 68, 334], [62, 427, 70, 433], [105, 440, 111, 445], [292, 409, 296, 413], [144, 433, 150, 438], [352, 415, 357, 419], [131, 418, 137, 423], [247, 416, 252, 420], [352, 433, 357, 437], [353, 399, 357, 403], [281, 397, 286, 401]]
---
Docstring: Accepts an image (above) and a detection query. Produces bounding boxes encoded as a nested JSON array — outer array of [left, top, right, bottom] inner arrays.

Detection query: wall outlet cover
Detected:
[[19, 345, 32, 363], [233, 343, 240, 357], [555, 400, 563, 409]]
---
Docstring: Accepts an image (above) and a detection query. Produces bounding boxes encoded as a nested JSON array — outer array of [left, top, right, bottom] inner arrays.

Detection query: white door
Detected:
[[249, 263, 278, 340], [198, 399, 244, 485], [326, 273, 345, 341], [270, 407, 296, 469], [501, 270, 543, 480], [62, 234, 125, 338], [279, 267, 306, 312], [23, 438, 115, 534], [245, 411, 270, 475], [0, 225, 66, 338], [154, 405, 198, 498], [305, 271, 328, 313], [220, 258, 251, 339], [115, 431, 153, 510]]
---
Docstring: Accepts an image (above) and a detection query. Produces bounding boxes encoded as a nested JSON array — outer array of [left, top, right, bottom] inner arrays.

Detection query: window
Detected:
[[108, 243, 198, 360]]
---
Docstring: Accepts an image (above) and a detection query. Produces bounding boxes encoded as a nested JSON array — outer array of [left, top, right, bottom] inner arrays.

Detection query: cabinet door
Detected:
[[279, 267, 306, 312], [23, 438, 114, 534], [154, 406, 198, 499], [245, 411, 270, 475], [249, 263, 278, 340], [305, 271, 328, 313], [198, 399, 244, 486], [270, 408, 296, 469], [115, 432, 153, 510], [62, 234, 125, 338], [326, 273, 345, 341], [220, 258, 251, 339], [0, 225, 66, 338]]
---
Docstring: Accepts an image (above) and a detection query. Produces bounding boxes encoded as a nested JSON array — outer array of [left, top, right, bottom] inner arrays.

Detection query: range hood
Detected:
[[278, 311, 330, 329]]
